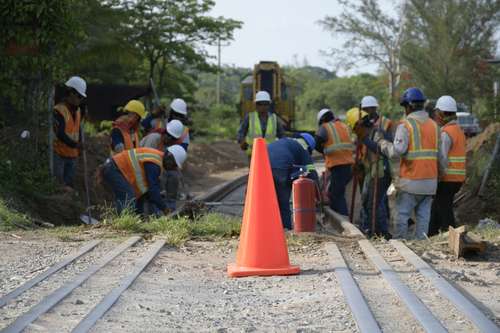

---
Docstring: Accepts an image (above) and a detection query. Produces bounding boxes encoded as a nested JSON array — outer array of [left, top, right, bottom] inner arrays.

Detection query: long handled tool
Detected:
[[79, 123, 99, 225], [371, 152, 380, 236], [349, 107, 363, 223]]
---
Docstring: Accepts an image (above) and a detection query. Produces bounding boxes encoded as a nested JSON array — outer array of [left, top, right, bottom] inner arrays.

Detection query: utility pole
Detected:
[[216, 38, 221, 105]]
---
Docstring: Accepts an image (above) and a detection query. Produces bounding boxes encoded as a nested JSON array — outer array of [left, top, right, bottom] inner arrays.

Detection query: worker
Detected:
[[237, 91, 284, 157], [140, 119, 184, 151], [356, 87, 440, 240], [429, 96, 466, 236], [141, 104, 168, 132], [110, 100, 145, 155], [164, 98, 190, 151], [53, 76, 87, 191], [102, 145, 187, 215], [140, 119, 186, 211], [315, 108, 355, 216], [268, 134, 318, 230], [358, 96, 393, 239]]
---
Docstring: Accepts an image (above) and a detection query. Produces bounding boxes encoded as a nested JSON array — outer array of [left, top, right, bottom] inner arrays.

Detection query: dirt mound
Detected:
[[456, 123, 500, 225], [467, 122, 500, 153]]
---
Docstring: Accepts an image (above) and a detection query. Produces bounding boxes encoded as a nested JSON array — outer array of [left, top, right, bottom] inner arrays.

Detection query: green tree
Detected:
[[319, 0, 406, 101], [402, 0, 500, 107], [124, 0, 242, 97]]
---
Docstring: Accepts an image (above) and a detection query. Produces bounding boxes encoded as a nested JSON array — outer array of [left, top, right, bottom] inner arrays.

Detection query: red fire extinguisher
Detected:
[[292, 175, 318, 233]]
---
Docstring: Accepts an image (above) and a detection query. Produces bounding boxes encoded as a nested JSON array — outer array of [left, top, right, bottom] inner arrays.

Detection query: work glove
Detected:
[[353, 123, 369, 140], [239, 141, 249, 150]]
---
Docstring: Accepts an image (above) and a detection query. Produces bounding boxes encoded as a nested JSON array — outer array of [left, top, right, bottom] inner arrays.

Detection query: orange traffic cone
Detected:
[[227, 138, 300, 277]]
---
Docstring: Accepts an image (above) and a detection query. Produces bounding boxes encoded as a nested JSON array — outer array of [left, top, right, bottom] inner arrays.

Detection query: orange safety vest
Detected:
[[400, 117, 439, 180], [323, 120, 355, 168], [441, 123, 466, 182], [53, 103, 81, 158], [112, 148, 164, 197], [111, 116, 140, 155]]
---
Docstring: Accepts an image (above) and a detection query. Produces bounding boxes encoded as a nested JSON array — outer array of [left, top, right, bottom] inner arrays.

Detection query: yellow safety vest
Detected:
[[245, 112, 277, 156]]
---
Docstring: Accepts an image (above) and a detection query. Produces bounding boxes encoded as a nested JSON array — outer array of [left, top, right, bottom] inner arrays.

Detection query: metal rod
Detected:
[[72, 240, 165, 333], [326, 243, 381, 333], [48, 84, 55, 176], [0, 240, 101, 308], [2, 237, 141, 333], [358, 240, 446, 333], [391, 240, 500, 333]]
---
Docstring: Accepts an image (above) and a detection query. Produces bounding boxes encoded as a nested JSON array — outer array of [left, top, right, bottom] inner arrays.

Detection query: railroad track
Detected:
[[1, 174, 499, 332], [187, 175, 500, 332], [0, 237, 165, 333]]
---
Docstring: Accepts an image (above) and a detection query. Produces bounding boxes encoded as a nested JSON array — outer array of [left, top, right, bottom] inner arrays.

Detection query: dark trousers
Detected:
[[103, 161, 144, 214], [429, 181, 462, 236], [361, 173, 391, 235], [272, 168, 292, 230], [329, 164, 353, 216]]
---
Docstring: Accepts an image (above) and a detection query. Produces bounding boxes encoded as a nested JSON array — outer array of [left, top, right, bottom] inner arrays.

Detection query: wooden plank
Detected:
[[325, 243, 381, 333], [391, 240, 500, 333], [2, 236, 141, 333], [0, 240, 101, 308], [358, 240, 446, 333], [72, 240, 165, 333]]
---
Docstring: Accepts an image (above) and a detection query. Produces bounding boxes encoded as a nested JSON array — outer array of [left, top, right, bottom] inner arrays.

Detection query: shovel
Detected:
[[79, 123, 99, 225]]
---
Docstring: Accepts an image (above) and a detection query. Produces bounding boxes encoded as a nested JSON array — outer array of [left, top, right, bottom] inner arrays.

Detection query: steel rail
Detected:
[[391, 240, 500, 333], [2, 236, 141, 333], [358, 239, 447, 333], [0, 240, 101, 308], [326, 243, 381, 333], [72, 240, 165, 333]]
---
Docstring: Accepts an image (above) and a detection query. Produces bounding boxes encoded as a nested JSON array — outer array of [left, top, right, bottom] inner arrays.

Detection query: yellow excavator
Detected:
[[239, 61, 296, 130]]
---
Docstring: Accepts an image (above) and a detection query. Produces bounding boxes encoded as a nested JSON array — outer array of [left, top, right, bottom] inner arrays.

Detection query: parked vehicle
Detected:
[[457, 106, 481, 137]]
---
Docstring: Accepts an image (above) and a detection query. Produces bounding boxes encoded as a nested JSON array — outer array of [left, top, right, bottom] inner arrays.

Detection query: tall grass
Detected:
[[103, 209, 241, 247]]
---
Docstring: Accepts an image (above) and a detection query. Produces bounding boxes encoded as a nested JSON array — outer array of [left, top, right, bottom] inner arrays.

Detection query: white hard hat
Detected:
[[170, 98, 187, 115], [167, 145, 187, 168], [317, 108, 333, 123], [166, 120, 184, 139], [361, 96, 379, 109], [255, 91, 271, 103], [65, 76, 87, 97], [435, 95, 457, 112]]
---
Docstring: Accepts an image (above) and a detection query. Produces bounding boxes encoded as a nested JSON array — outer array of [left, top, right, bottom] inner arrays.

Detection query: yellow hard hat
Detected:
[[124, 100, 146, 119], [346, 107, 368, 129]]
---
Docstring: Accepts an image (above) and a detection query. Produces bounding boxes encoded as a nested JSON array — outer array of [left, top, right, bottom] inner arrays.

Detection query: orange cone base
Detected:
[[227, 263, 300, 277]]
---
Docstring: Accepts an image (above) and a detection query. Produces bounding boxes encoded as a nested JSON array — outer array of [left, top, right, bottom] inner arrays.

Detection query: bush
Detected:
[[192, 104, 240, 140], [0, 199, 33, 231]]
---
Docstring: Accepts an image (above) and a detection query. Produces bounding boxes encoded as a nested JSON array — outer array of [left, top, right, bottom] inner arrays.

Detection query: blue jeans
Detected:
[[361, 173, 390, 235], [395, 191, 433, 240], [272, 168, 292, 230], [103, 161, 141, 214], [53, 154, 77, 187], [329, 164, 353, 216]]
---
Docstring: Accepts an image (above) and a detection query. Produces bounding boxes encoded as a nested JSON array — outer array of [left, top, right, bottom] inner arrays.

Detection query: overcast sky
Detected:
[[206, 0, 397, 75]]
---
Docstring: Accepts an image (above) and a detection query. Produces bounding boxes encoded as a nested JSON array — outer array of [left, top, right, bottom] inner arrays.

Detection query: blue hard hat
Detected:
[[299, 133, 315, 153], [400, 87, 426, 106]]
